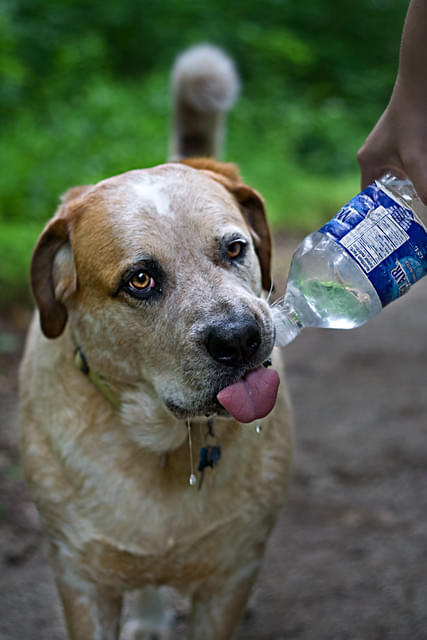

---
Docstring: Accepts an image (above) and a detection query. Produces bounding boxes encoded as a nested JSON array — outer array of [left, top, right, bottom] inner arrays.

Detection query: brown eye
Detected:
[[226, 240, 245, 259], [129, 271, 154, 291]]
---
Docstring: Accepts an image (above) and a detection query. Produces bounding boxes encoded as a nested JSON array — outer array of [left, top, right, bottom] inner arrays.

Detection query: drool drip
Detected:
[[186, 419, 197, 487]]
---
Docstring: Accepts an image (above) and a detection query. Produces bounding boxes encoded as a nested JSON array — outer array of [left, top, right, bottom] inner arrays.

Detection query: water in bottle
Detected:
[[272, 174, 427, 347]]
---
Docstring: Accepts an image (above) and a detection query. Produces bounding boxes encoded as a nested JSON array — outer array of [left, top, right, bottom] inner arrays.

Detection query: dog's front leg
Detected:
[[55, 575, 123, 640], [188, 562, 260, 640]]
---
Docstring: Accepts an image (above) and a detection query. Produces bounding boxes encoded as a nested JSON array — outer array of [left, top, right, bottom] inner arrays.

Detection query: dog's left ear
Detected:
[[181, 158, 272, 291]]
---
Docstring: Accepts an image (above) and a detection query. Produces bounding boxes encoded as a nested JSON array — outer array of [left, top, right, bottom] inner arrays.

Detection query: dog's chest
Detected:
[[49, 424, 289, 590], [69, 475, 276, 591]]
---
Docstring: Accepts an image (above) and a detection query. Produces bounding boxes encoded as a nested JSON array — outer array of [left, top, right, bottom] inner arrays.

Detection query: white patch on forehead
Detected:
[[132, 180, 173, 217]]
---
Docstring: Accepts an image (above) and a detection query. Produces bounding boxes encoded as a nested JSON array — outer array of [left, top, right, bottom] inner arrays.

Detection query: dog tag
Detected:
[[197, 445, 221, 490], [198, 445, 221, 472]]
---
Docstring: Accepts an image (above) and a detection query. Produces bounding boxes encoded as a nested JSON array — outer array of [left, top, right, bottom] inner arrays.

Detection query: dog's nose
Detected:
[[205, 318, 261, 366]]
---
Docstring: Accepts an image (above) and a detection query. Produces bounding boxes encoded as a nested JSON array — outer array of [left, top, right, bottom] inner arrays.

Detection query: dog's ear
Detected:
[[31, 186, 91, 338], [60, 184, 93, 204], [31, 216, 77, 339], [181, 158, 272, 291]]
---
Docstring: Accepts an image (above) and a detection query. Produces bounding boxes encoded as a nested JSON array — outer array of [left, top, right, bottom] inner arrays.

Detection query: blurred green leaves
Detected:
[[239, 23, 314, 67], [0, 0, 407, 118], [0, 0, 409, 301]]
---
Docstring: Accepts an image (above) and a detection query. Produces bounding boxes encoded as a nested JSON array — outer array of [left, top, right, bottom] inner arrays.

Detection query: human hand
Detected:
[[357, 89, 427, 205]]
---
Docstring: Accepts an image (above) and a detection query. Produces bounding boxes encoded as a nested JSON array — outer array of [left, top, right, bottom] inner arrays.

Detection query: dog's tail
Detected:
[[169, 44, 240, 161]]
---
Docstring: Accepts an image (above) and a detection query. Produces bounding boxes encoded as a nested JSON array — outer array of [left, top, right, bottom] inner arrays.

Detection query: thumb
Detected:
[[357, 108, 401, 190], [358, 161, 385, 191], [357, 146, 390, 191], [357, 133, 396, 190]]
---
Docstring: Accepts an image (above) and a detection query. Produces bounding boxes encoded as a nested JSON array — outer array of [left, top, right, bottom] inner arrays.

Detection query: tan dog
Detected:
[[19, 46, 293, 640]]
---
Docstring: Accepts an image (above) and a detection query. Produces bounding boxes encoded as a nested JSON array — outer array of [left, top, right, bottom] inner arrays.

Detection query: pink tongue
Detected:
[[216, 367, 280, 423]]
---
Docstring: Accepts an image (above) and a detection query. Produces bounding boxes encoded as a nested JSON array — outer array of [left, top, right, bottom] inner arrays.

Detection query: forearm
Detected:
[[357, 0, 427, 201], [394, 0, 427, 102]]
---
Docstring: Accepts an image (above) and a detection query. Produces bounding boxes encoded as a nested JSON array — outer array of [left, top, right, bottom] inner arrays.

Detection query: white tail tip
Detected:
[[171, 44, 240, 114]]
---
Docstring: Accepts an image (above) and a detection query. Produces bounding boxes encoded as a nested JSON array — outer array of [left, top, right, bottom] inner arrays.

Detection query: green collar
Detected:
[[74, 346, 122, 410]]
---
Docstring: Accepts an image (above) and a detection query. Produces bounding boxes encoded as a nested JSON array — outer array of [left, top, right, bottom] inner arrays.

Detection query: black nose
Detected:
[[204, 318, 261, 366]]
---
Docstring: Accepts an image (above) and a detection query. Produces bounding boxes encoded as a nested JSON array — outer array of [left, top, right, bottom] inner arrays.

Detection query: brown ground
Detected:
[[1, 236, 427, 639]]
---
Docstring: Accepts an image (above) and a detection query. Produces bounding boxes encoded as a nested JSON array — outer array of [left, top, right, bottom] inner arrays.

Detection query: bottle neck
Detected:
[[271, 302, 303, 347]]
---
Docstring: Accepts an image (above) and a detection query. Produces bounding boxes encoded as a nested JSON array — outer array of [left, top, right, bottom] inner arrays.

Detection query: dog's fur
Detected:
[[19, 45, 293, 640]]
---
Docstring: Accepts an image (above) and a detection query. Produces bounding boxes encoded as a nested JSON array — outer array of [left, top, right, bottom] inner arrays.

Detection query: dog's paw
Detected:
[[121, 587, 175, 640], [121, 618, 171, 640]]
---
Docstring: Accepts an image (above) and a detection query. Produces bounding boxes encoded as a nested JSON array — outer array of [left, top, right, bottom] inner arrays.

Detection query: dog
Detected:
[[19, 45, 293, 640]]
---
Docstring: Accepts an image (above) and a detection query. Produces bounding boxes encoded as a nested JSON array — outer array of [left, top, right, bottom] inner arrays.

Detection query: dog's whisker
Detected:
[[265, 276, 275, 303], [270, 296, 283, 309]]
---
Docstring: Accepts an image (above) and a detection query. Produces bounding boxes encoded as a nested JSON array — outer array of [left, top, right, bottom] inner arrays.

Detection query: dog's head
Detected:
[[31, 160, 277, 449]]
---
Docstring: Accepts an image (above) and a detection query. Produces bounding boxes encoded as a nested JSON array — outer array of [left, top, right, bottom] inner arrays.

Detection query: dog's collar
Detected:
[[74, 346, 122, 410]]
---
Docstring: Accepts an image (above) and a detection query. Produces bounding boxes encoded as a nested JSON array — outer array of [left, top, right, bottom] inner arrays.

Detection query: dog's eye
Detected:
[[127, 271, 155, 293], [117, 259, 165, 302], [226, 240, 246, 260]]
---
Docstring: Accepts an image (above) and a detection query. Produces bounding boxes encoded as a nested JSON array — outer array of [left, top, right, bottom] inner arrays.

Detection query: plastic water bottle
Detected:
[[272, 173, 427, 347]]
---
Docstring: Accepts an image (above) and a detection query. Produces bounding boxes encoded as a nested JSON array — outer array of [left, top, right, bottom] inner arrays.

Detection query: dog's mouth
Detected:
[[165, 363, 280, 423]]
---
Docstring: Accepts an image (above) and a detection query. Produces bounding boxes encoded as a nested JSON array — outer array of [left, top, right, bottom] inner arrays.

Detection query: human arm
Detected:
[[357, 0, 427, 203]]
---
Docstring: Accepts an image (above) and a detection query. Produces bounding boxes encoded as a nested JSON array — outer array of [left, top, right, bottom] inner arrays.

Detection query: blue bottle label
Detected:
[[319, 183, 427, 306]]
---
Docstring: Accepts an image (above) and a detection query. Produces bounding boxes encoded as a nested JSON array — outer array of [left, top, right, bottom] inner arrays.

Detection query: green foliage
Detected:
[[0, 73, 169, 224], [227, 95, 363, 230], [0, 221, 39, 303], [0, 0, 409, 301]]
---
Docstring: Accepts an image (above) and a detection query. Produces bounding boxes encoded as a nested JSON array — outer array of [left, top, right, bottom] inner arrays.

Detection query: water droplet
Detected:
[[255, 424, 262, 434], [189, 473, 197, 487]]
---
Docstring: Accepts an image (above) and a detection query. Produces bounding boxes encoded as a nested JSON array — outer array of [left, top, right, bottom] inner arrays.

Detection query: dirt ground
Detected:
[[1, 236, 427, 640]]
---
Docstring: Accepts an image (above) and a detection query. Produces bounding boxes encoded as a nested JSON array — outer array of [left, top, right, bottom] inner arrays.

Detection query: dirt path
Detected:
[[1, 239, 427, 639]]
